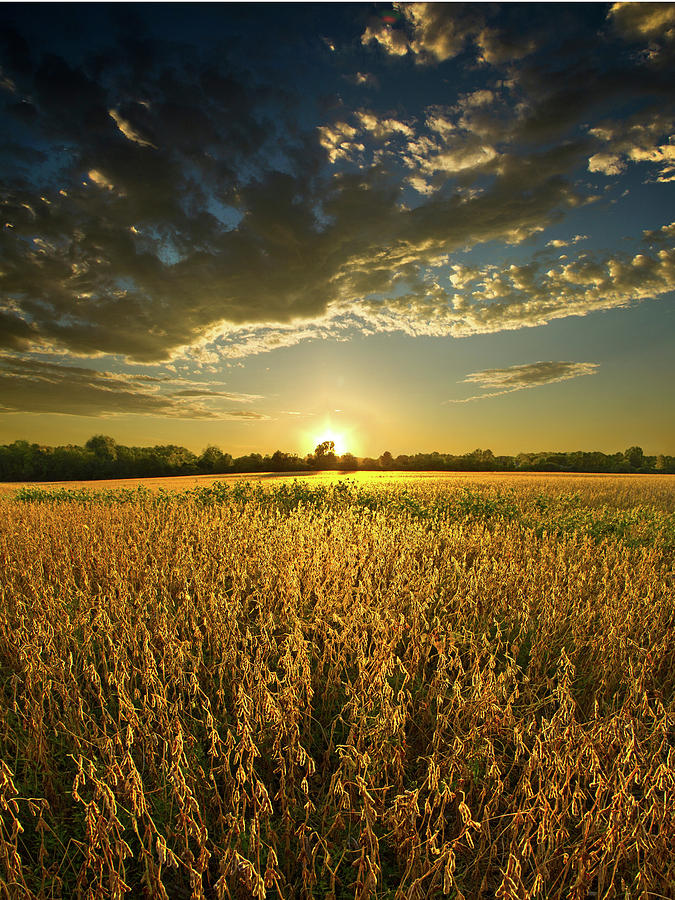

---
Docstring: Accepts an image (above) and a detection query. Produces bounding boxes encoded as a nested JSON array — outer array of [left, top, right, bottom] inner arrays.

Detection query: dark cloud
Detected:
[[0, 355, 267, 418], [0, 4, 673, 368], [449, 361, 600, 403], [0, 309, 39, 351], [170, 388, 261, 401], [608, 1, 675, 64]]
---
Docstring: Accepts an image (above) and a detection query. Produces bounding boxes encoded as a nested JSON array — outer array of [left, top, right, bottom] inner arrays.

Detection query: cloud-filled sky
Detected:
[[1, 2, 674, 455]]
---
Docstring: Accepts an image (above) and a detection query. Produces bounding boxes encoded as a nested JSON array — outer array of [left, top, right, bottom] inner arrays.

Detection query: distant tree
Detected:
[[624, 446, 644, 469], [232, 452, 264, 472], [198, 445, 226, 473], [82, 435, 119, 477], [339, 452, 358, 471], [85, 435, 118, 461], [270, 450, 303, 472], [0, 440, 42, 480], [0, 434, 671, 480], [379, 451, 394, 469], [149, 444, 198, 475], [314, 440, 337, 470]]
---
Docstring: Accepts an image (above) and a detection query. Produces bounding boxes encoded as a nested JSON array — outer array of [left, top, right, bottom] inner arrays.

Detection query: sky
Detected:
[[1, 2, 674, 458]]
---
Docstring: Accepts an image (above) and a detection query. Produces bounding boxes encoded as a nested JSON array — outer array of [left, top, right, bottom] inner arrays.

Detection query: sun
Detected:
[[312, 428, 348, 455]]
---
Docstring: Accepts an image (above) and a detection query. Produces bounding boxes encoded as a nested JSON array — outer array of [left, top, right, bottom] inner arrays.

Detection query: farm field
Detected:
[[0, 474, 674, 899], [3, 469, 675, 503]]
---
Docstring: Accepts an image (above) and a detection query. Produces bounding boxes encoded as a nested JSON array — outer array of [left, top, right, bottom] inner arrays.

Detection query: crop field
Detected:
[[0, 474, 674, 899]]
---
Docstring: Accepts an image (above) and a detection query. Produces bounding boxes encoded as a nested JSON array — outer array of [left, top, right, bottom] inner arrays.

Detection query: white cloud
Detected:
[[546, 234, 588, 248], [588, 152, 625, 176], [407, 175, 435, 196], [587, 114, 674, 181], [346, 234, 675, 345], [361, 20, 410, 57], [628, 141, 675, 182], [361, 5, 538, 67], [356, 110, 414, 139], [406, 136, 498, 176], [318, 122, 361, 163]]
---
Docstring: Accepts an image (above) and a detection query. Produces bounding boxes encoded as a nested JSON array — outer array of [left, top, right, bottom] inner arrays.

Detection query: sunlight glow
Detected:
[[312, 428, 348, 455], [304, 417, 359, 456]]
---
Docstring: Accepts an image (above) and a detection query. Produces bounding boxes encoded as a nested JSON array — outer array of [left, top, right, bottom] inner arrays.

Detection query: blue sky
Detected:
[[1, 2, 674, 456]]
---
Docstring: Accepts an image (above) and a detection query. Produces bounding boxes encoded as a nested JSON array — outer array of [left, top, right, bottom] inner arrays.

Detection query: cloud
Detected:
[[475, 26, 538, 65], [361, 4, 484, 64], [109, 109, 157, 149], [361, 4, 541, 67], [217, 409, 268, 419], [545, 234, 588, 248], [458, 89, 495, 109], [644, 220, 675, 242], [448, 361, 600, 403], [318, 121, 361, 162], [609, 2, 675, 44], [629, 140, 675, 182], [349, 233, 675, 342], [346, 72, 379, 89], [356, 110, 414, 139], [169, 388, 262, 401], [587, 112, 674, 181], [0, 308, 40, 351], [407, 175, 435, 196], [409, 138, 498, 176], [0, 3, 673, 374], [588, 152, 626, 175], [404, 3, 484, 63], [215, 321, 350, 359], [361, 18, 411, 58], [0, 355, 267, 418], [87, 169, 117, 192]]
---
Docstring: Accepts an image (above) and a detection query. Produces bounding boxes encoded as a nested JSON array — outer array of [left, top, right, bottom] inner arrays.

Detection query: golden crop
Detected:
[[0, 475, 673, 899]]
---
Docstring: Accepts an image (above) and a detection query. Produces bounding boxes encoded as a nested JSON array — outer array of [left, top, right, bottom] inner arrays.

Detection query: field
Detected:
[[0, 473, 674, 899]]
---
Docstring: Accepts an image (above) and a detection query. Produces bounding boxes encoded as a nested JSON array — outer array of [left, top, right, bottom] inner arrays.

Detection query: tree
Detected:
[[314, 440, 337, 470], [339, 453, 358, 470], [379, 451, 394, 469], [150, 445, 198, 475], [85, 434, 118, 461], [271, 450, 303, 472], [198, 445, 226, 473], [624, 446, 644, 469]]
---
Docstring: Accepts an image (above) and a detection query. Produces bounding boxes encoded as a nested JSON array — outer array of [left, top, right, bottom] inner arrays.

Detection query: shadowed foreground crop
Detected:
[[0, 477, 674, 898]]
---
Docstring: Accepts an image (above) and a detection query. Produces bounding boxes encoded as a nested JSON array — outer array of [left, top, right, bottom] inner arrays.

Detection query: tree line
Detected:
[[0, 436, 672, 481]]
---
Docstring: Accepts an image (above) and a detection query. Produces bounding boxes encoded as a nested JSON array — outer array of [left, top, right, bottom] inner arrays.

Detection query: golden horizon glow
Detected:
[[305, 417, 359, 456], [312, 429, 347, 455]]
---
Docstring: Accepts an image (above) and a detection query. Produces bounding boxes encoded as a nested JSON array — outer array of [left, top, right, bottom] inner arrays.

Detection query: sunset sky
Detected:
[[1, 2, 674, 457]]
